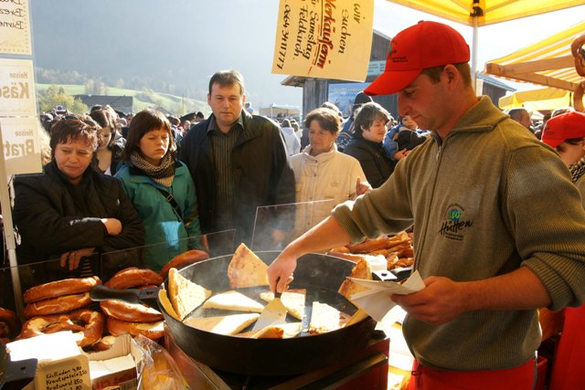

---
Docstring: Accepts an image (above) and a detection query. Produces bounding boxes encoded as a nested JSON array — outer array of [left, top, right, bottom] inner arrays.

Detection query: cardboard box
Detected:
[[85, 334, 141, 390], [7, 332, 142, 390]]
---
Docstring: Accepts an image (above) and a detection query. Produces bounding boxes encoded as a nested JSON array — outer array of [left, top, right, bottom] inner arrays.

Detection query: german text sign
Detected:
[[0, 117, 42, 174], [0, 0, 32, 55], [0, 58, 37, 117], [272, 0, 374, 82]]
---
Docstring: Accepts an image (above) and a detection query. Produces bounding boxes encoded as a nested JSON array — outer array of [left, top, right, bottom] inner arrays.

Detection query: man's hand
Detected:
[[392, 276, 466, 325], [101, 218, 122, 235], [355, 177, 372, 196], [267, 252, 297, 293], [394, 149, 409, 160], [59, 247, 96, 271], [392, 267, 553, 325]]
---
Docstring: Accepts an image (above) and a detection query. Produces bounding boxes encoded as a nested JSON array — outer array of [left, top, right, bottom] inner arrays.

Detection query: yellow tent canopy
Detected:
[[386, 1, 584, 27], [484, 21, 584, 92], [385, 1, 584, 88], [498, 87, 573, 111]]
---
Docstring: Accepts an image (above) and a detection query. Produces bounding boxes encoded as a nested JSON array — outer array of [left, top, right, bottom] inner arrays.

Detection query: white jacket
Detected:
[[290, 144, 366, 238], [280, 126, 301, 155]]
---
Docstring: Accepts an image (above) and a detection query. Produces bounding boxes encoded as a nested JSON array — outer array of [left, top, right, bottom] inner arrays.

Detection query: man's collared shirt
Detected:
[[207, 115, 244, 230]]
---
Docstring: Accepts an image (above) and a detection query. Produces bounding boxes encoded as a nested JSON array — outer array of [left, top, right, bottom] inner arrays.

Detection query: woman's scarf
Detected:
[[130, 151, 175, 187], [570, 156, 585, 184]]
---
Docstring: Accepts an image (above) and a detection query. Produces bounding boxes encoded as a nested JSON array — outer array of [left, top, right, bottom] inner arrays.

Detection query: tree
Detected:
[[37, 85, 88, 114]]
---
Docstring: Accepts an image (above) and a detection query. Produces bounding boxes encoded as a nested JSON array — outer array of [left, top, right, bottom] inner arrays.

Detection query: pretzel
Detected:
[[571, 33, 585, 77], [0, 307, 19, 339], [23, 276, 101, 304], [18, 309, 104, 347], [160, 249, 209, 279], [105, 267, 163, 289], [23, 292, 92, 318], [100, 300, 163, 323], [106, 317, 164, 340]]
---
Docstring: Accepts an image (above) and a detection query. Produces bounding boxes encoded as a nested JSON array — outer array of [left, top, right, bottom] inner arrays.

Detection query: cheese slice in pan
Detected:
[[259, 289, 306, 320], [203, 290, 264, 313], [227, 243, 269, 288], [184, 313, 260, 335], [338, 259, 372, 303], [308, 301, 350, 335], [168, 268, 212, 320]]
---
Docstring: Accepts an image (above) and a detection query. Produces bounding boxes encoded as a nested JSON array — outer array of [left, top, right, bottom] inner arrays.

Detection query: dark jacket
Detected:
[[343, 137, 395, 188], [179, 110, 295, 248], [13, 161, 145, 279], [96, 132, 126, 175]]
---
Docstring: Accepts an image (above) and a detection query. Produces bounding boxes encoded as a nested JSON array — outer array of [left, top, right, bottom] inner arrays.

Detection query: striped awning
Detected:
[[484, 21, 585, 91]]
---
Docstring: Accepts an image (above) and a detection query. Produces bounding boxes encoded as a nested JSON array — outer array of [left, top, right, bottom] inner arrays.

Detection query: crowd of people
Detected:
[[3, 19, 585, 390]]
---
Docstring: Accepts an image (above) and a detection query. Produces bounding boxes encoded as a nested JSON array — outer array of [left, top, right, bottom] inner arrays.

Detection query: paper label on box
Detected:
[[35, 355, 91, 390]]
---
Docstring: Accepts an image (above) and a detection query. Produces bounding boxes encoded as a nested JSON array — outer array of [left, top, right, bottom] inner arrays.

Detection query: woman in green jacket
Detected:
[[115, 109, 205, 271]]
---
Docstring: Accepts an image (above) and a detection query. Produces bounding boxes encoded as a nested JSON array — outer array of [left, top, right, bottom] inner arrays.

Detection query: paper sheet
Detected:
[[349, 270, 425, 322]]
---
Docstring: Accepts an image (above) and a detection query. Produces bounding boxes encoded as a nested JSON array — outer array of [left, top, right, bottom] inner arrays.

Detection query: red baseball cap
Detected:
[[542, 111, 585, 148], [365, 21, 470, 96]]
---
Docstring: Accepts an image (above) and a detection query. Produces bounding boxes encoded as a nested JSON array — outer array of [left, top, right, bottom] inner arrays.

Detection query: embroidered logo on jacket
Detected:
[[438, 204, 473, 241]]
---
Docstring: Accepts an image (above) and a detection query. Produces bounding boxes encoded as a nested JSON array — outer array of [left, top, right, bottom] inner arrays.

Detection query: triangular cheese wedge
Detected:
[[168, 268, 212, 320], [203, 290, 265, 313], [184, 313, 260, 335], [338, 259, 372, 303], [308, 301, 350, 335], [227, 243, 268, 288], [259, 289, 306, 320]]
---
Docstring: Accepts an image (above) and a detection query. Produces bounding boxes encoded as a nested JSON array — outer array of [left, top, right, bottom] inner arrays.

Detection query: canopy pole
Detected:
[[0, 121, 24, 319], [471, 18, 479, 93]]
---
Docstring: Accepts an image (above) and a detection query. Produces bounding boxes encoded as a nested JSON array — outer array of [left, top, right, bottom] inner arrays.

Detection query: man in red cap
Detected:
[[544, 110, 585, 390], [541, 110, 585, 168], [268, 21, 585, 389]]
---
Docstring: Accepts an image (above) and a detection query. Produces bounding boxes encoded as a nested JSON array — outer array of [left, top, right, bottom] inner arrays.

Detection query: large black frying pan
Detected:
[[161, 251, 377, 376]]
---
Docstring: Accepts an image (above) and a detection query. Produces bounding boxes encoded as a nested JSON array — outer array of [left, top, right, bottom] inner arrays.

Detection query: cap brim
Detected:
[[364, 69, 422, 96], [542, 138, 562, 148]]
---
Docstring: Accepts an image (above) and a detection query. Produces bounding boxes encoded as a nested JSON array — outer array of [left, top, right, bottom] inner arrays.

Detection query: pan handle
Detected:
[[89, 285, 158, 304]]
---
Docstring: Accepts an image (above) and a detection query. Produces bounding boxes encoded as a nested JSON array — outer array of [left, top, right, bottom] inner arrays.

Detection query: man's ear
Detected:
[[442, 64, 460, 89]]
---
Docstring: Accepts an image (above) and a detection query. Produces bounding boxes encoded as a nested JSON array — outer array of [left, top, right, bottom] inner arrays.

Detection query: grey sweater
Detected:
[[333, 96, 585, 371]]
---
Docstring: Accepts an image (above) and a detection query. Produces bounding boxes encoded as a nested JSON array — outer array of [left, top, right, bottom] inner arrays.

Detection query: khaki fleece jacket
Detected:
[[333, 96, 585, 371]]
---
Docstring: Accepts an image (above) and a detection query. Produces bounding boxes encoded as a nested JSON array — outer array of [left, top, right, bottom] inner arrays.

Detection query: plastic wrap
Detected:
[[134, 335, 190, 390]]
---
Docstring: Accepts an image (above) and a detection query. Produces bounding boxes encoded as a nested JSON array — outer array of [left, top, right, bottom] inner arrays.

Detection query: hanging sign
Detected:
[[0, 58, 37, 117], [272, 0, 374, 82], [0, 0, 32, 55], [0, 116, 42, 174]]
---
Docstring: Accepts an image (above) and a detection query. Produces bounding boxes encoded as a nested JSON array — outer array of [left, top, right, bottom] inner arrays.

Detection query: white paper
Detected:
[[89, 354, 135, 380], [7, 331, 81, 363], [349, 270, 425, 322]]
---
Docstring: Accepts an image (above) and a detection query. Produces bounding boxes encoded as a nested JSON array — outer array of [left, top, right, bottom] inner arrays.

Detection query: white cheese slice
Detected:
[[184, 313, 260, 335], [203, 290, 265, 313]]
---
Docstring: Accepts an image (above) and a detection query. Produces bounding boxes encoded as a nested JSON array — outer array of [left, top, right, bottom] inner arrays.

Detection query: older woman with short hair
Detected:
[[12, 117, 144, 283], [290, 107, 370, 239]]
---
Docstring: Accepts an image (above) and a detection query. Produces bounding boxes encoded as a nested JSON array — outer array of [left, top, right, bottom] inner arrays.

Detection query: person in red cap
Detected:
[[268, 21, 585, 390], [541, 110, 585, 167], [543, 110, 585, 390]]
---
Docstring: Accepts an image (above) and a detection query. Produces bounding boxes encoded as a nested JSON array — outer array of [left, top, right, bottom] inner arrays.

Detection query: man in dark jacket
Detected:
[[180, 70, 295, 253]]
